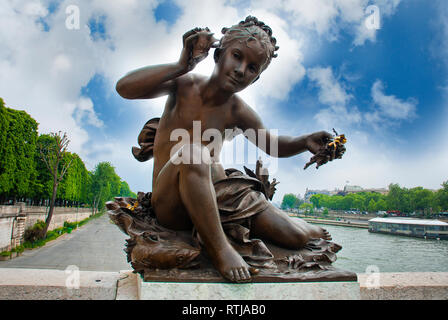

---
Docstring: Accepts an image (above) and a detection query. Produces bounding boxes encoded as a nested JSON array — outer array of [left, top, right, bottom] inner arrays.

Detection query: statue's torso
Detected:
[[152, 74, 237, 188]]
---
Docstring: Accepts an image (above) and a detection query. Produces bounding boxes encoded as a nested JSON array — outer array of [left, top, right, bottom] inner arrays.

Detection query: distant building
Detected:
[[344, 185, 363, 193], [363, 188, 389, 195], [304, 188, 330, 202], [343, 185, 388, 195], [304, 185, 388, 201], [331, 189, 345, 196]]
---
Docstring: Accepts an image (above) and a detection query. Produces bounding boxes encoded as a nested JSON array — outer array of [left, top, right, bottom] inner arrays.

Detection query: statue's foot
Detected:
[[321, 228, 332, 240], [309, 225, 332, 241], [214, 246, 259, 283]]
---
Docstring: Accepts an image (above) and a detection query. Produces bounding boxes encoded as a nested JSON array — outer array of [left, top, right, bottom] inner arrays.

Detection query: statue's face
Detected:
[[215, 39, 268, 93]]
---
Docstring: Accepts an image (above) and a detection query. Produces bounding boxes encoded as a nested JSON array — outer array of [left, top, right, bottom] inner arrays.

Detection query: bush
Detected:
[[0, 251, 11, 257], [24, 220, 46, 242], [11, 245, 24, 253], [45, 230, 59, 241], [63, 221, 78, 231]]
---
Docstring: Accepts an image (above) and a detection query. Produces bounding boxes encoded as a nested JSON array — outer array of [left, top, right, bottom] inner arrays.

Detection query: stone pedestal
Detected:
[[138, 276, 361, 300]]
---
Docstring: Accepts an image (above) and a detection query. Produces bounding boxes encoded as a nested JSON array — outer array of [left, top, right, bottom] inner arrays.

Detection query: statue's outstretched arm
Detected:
[[233, 99, 332, 158]]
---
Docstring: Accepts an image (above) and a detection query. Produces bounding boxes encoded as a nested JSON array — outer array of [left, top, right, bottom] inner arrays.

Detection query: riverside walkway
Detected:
[[0, 214, 130, 271]]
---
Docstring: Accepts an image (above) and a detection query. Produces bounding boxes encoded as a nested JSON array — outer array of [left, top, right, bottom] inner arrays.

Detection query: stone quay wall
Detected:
[[0, 204, 92, 252]]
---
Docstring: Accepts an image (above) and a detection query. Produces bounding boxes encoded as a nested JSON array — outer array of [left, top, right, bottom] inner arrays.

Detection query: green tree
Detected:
[[281, 193, 298, 210], [90, 162, 122, 212], [299, 202, 313, 214], [376, 198, 387, 211], [59, 153, 91, 206], [435, 181, 448, 212], [39, 132, 73, 237], [387, 183, 413, 213], [0, 99, 12, 197], [33, 134, 56, 203], [341, 194, 355, 210], [310, 194, 326, 209], [367, 199, 377, 213], [118, 180, 137, 198], [409, 187, 434, 215], [0, 100, 38, 201]]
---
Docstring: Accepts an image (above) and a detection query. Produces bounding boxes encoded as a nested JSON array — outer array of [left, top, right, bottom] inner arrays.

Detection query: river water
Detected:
[[310, 223, 448, 274]]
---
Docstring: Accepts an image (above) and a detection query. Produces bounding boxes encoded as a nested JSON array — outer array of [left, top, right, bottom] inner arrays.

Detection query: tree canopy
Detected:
[[0, 98, 137, 210], [0, 99, 38, 198], [281, 193, 300, 210], [308, 182, 448, 217]]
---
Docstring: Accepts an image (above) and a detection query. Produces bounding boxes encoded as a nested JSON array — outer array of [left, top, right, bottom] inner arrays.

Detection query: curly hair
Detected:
[[214, 16, 279, 71]]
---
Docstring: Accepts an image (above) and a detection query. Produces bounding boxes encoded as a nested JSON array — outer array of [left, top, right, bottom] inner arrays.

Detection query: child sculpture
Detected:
[[116, 16, 335, 283]]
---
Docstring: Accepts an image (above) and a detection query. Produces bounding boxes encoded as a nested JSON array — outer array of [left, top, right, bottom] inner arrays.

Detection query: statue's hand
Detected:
[[303, 130, 347, 170], [179, 27, 218, 72], [305, 131, 333, 155]]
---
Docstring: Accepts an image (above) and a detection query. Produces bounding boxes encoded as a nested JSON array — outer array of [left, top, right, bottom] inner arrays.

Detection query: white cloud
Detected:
[[431, 1, 448, 68], [52, 54, 72, 74], [250, 0, 401, 46], [307, 69, 417, 131], [352, 21, 377, 46], [308, 66, 352, 105], [22, 0, 49, 16], [368, 80, 417, 122], [283, 0, 340, 36], [350, 0, 402, 46], [307, 66, 361, 129], [74, 97, 104, 128]]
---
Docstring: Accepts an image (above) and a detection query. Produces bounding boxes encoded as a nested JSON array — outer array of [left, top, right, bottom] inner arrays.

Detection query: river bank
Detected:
[[289, 214, 369, 228]]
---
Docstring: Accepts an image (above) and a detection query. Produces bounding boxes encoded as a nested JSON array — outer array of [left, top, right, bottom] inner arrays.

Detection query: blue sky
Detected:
[[1, 0, 447, 203], [290, 0, 445, 150]]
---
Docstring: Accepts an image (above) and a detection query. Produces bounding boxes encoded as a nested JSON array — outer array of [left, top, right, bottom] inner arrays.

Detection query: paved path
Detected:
[[0, 214, 131, 271]]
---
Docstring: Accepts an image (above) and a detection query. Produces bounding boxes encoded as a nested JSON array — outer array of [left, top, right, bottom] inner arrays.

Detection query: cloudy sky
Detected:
[[1, 0, 447, 204]]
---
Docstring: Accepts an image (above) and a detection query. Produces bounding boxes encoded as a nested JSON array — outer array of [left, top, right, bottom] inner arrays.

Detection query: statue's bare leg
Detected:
[[151, 144, 257, 283], [250, 203, 331, 249]]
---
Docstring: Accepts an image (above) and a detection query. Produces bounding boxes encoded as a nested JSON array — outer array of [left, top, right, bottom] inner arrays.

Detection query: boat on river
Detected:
[[368, 217, 448, 240]]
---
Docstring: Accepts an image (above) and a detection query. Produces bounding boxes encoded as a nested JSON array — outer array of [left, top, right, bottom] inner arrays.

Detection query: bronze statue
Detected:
[[109, 16, 354, 283]]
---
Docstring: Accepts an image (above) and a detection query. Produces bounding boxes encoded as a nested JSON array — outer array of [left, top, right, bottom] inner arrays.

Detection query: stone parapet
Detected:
[[24, 210, 91, 230], [0, 268, 120, 300], [0, 270, 447, 300], [0, 205, 93, 252], [358, 272, 448, 300], [0, 205, 92, 215]]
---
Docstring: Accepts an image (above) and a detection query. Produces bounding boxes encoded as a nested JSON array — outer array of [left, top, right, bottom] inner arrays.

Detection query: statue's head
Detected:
[[214, 16, 279, 80]]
